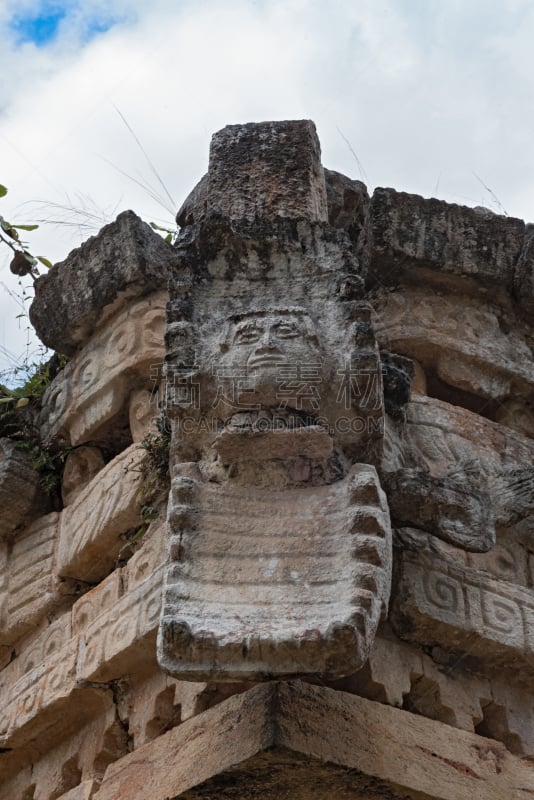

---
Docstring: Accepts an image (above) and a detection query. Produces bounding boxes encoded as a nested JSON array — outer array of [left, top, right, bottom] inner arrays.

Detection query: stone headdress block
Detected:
[[206, 120, 329, 224], [30, 210, 176, 355]]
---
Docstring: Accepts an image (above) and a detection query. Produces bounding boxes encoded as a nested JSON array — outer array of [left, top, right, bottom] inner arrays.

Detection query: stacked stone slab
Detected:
[[0, 121, 532, 799]]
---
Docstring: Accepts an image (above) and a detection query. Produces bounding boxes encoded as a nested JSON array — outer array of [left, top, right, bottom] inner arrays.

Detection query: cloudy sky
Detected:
[[1, 0, 533, 378]]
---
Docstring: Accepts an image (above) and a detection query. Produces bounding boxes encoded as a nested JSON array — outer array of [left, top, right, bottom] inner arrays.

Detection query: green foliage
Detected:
[[0, 183, 50, 278], [121, 423, 170, 553], [0, 354, 68, 411], [14, 435, 71, 495], [149, 221, 178, 245], [0, 355, 70, 497], [138, 425, 171, 516]]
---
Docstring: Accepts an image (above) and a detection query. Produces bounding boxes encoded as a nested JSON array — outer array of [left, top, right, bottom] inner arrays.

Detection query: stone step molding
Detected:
[[0, 523, 164, 753]]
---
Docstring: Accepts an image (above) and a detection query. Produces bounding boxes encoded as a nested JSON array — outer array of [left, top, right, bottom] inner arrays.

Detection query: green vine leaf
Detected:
[[37, 256, 53, 269], [0, 185, 7, 198], [14, 224, 39, 232], [0, 218, 19, 240]]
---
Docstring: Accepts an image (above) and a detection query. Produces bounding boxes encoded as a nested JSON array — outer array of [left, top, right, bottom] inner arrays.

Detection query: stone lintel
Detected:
[[94, 681, 533, 800]]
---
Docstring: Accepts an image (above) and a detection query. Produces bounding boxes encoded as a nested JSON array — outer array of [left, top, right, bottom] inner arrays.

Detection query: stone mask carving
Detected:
[[157, 120, 391, 681]]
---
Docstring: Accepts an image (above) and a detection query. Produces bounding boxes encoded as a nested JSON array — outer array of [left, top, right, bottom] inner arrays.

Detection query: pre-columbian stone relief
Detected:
[[1, 118, 534, 799], [157, 121, 391, 680]]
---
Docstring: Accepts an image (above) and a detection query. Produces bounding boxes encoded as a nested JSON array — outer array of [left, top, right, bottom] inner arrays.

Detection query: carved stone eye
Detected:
[[234, 326, 262, 344], [273, 322, 299, 338]]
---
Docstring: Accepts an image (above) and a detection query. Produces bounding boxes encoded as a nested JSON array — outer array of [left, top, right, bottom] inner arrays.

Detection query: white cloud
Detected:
[[1, 0, 534, 377]]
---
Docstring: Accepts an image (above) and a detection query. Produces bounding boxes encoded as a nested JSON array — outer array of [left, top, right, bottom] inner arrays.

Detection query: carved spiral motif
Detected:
[[423, 571, 460, 613]]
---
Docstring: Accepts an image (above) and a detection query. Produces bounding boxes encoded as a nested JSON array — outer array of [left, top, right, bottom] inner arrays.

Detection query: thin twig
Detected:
[[336, 126, 369, 184], [472, 173, 508, 216], [113, 105, 177, 215]]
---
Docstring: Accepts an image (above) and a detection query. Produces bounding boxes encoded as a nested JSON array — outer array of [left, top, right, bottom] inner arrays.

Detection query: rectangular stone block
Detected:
[[30, 210, 175, 354], [72, 569, 123, 634], [0, 557, 163, 753], [94, 684, 274, 800], [373, 289, 534, 402], [57, 445, 144, 582], [78, 567, 163, 682], [0, 614, 77, 748], [123, 519, 165, 592], [392, 548, 534, 675], [385, 469, 495, 552], [207, 120, 328, 223], [0, 513, 60, 646], [40, 292, 166, 446], [466, 528, 531, 587], [370, 188, 525, 288]]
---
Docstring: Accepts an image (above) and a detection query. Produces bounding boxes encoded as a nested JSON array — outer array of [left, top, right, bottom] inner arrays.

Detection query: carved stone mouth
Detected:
[[248, 355, 287, 368]]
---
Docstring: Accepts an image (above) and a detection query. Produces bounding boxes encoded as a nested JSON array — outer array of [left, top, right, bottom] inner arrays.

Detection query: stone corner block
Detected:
[[30, 210, 176, 354]]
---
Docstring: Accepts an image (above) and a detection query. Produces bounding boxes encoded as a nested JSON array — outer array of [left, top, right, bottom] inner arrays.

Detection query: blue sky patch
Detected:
[[9, 2, 119, 47], [10, 4, 67, 46]]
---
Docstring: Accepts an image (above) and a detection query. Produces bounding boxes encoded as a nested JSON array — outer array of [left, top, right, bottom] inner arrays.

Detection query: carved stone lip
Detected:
[[248, 355, 287, 368]]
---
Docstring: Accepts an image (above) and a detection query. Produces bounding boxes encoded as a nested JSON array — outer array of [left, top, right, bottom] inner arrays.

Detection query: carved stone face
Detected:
[[225, 310, 318, 368], [216, 309, 323, 410]]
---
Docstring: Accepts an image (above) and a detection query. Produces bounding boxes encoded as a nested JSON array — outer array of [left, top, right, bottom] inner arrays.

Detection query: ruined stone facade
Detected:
[[0, 120, 533, 798]]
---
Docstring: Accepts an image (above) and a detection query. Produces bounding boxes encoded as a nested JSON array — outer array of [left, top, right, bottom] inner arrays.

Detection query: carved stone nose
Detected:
[[259, 329, 276, 347]]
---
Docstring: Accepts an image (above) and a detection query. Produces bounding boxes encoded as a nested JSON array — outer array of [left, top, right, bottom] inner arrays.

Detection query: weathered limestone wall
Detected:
[[0, 121, 533, 799]]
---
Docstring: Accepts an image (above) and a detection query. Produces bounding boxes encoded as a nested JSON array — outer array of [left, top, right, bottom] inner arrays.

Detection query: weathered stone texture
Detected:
[[0, 534, 163, 753], [30, 210, 176, 354], [0, 437, 42, 537], [79, 566, 162, 682], [384, 469, 495, 552], [128, 387, 159, 443], [94, 682, 534, 800], [161, 120, 389, 683], [206, 120, 328, 223], [369, 188, 525, 288], [399, 395, 534, 479], [61, 445, 106, 506], [324, 168, 369, 233], [0, 513, 62, 646], [373, 288, 534, 406], [514, 223, 534, 313]]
